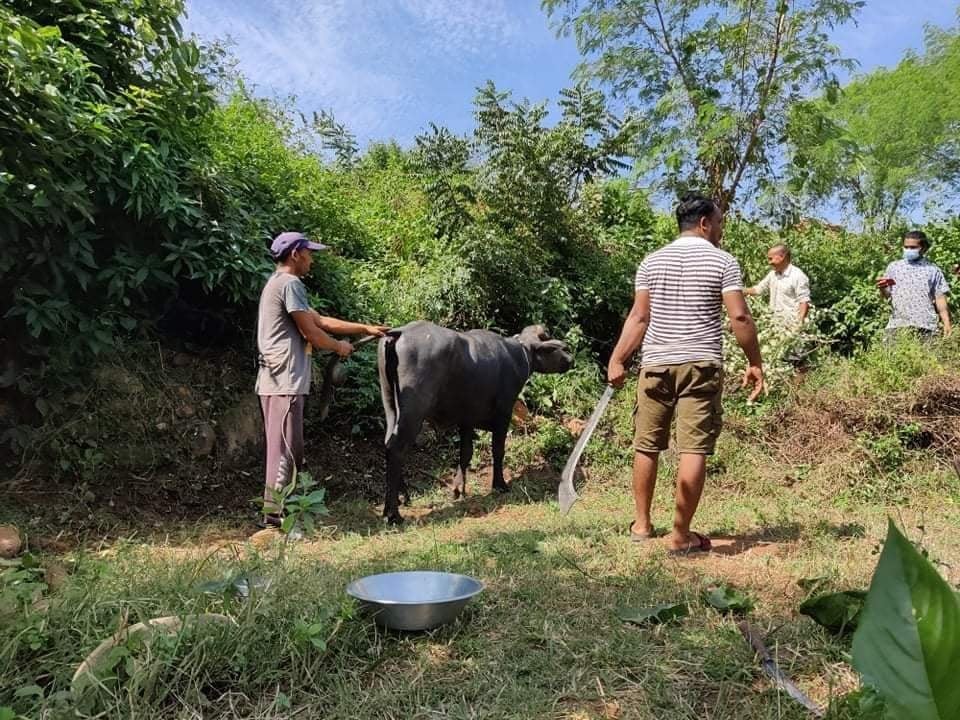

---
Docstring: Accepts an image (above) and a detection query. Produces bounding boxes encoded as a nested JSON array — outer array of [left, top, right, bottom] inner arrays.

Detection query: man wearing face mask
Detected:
[[876, 230, 952, 338]]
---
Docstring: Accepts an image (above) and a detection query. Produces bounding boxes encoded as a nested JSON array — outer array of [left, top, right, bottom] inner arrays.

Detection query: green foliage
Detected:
[[800, 590, 867, 635], [789, 24, 960, 227], [617, 602, 688, 625], [543, 0, 861, 209], [266, 471, 330, 537], [852, 520, 960, 720], [506, 419, 574, 471], [0, 553, 49, 664], [723, 299, 829, 392], [1, 0, 217, 363], [704, 585, 754, 614], [522, 326, 605, 418], [816, 334, 949, 399]]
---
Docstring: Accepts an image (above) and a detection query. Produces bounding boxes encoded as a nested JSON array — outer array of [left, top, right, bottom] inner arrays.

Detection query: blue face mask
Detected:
[[903, 248, 922, 262]]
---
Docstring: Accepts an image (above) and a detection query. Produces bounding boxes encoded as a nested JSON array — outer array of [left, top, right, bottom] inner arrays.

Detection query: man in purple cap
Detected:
[[255, 231, 388, 527]]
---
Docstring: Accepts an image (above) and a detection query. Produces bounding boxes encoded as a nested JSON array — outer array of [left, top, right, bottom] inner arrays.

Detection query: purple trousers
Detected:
[[259, 395, 304, 513]]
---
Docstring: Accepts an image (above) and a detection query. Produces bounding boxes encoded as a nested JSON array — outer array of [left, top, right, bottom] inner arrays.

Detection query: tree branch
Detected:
[[728, 5, 788, 208], [647, 0, 701, 113]]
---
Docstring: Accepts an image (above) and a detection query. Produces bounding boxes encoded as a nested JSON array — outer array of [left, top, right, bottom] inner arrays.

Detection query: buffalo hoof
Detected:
[[492, 482, 510, 494], [450, 485, 466, 500], [383, 511, 404, 526]]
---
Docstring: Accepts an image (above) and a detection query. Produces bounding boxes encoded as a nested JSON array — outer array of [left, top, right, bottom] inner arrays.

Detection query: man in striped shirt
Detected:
[[607, 194, 764, 555]]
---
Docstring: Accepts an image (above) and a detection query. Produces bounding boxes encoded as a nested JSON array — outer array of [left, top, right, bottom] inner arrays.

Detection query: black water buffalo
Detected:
[[377, 321, 574, 523]]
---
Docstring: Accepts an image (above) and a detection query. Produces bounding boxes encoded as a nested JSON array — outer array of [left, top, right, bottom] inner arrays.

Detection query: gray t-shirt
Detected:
[[255, 272, 312, 396], [884, 259, 950, 331]]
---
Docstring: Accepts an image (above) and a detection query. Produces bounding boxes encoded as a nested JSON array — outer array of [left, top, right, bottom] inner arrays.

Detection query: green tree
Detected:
[[1, 0, 216, 359], [789, 24, 960, 229], [542, 0, 861, 211]]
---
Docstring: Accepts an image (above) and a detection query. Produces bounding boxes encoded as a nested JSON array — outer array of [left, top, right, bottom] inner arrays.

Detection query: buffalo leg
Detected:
[[384, 442, 408, 524], [491, 424, 509, 493], [452, 426, 474, 499]]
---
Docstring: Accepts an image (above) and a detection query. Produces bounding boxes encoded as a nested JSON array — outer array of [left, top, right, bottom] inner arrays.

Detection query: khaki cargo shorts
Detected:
[[633, 362, 723, 455]]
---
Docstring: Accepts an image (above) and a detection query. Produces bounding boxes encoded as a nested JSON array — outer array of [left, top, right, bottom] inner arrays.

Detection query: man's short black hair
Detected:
[[676, 193, 719, 232], [904, 230, 930, 251]]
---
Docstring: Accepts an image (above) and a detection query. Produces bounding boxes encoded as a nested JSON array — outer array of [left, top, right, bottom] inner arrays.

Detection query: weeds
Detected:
[[2, 335, 960, 718]]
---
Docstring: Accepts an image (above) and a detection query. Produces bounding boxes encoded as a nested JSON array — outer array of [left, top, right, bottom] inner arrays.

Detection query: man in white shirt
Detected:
[[745, 244, 811, 328]]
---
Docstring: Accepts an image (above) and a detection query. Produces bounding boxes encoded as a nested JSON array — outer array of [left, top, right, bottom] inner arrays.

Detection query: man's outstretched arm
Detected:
[[291, 311, 353, 357], [310, 311, 389, 337]]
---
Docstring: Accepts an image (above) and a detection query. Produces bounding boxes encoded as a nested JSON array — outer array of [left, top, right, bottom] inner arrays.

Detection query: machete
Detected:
[[558, 384, 615, 514], [738, 622, 825, 717]]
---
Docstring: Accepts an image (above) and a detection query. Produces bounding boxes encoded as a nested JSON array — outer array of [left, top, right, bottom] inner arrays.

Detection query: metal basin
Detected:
[[346, 571, 484, 631]]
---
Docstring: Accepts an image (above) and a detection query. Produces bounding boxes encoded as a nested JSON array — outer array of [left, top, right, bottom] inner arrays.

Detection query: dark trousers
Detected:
[[259, 395, 304, 513]]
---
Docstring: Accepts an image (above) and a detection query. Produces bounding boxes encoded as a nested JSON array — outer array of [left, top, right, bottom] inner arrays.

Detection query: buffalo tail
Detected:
[[378, 330, 403, 447]]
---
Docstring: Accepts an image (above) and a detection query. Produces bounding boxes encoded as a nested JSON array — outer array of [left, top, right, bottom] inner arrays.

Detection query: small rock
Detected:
[[44, 560, 69, 592], [512, 400, 531, 426], [221, 395, 263, 459], [202, 399, 212, 408], [191, 423, 216, 457], [564, 418, 586, 436], [176, 386, 192, 399], [0, 525, 22, 559], [249, 528, 280, 549], [177, 404, 196, 418], [156, 422, 168, 431], [94, 366, 143, 395], [172, 352, 194, 368]]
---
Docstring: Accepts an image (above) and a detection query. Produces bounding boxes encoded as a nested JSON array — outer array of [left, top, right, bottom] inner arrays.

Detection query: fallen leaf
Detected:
[[617, 602, 688, 625]]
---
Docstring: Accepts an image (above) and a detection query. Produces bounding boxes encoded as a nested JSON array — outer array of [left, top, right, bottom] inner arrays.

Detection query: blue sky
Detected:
[[184, 0, 959, 148]]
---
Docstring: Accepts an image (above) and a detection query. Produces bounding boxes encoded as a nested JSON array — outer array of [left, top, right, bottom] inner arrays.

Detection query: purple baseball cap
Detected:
[[270, 231, 328, 259]]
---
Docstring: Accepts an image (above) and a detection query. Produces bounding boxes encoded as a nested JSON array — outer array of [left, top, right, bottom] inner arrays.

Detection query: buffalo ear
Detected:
[[526, 325, 550, 341], [519, 324, 551, 344], [538, 339, 567, 352]]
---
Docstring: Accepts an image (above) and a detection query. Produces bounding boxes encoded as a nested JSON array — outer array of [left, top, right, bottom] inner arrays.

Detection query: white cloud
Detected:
[[184, 0, 524, 142], [394, 0, 519, 55]]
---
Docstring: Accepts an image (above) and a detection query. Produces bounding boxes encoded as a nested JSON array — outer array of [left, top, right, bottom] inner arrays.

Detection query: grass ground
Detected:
[[2, 338, 959, 719]]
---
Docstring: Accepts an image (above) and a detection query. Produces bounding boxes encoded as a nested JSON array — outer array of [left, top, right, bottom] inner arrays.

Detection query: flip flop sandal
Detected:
[[667, 531, 712, 556], [629, 522, 659, 542]]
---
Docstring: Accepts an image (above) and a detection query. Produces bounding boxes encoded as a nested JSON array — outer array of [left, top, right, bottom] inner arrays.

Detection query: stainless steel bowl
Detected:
[[345, 571, 484, 631]]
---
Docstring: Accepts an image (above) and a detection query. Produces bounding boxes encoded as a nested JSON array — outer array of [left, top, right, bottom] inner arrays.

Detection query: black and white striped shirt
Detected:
[[634, 235, 743, 366]]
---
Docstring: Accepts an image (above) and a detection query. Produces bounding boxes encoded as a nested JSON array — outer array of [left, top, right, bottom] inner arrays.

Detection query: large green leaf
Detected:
[[851, 520, 960, 720], [704, 585, 754, 615], [800, 590, 867, 634]]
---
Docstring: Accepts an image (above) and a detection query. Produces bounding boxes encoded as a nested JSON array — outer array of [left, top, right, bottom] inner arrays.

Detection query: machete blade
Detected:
[[558, 384, 615, 515]]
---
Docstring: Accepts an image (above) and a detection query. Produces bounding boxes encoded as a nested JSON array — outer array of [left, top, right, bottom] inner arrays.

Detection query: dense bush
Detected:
[[1, 0, 217, 363], [3, 0, 959, 458], [723, 218, 960, 353]]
